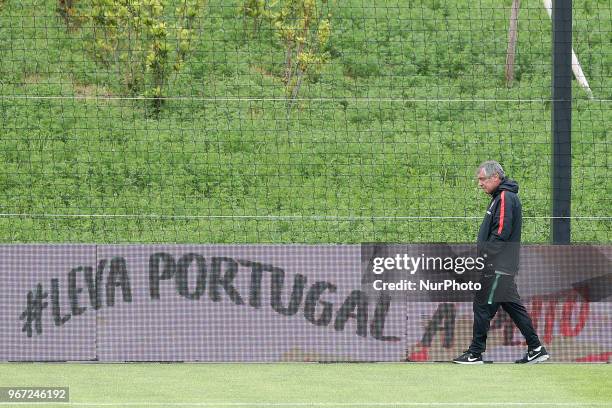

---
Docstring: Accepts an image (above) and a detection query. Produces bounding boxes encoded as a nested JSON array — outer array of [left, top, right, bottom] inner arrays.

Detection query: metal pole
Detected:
[[551, 0, 572, 244]]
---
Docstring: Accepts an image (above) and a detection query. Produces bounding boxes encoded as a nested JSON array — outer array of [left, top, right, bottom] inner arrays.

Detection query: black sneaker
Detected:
[[515, 346, 550, 364], [453, 350, 483, 364]]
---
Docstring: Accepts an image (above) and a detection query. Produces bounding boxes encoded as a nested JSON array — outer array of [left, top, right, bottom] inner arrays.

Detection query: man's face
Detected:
[[477, 169, 501, 195]]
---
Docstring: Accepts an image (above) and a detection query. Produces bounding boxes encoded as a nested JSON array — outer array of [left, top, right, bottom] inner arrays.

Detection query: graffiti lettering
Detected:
[[146, 253, 397, 341], [20, 253, 397, 342], [19, 284, 48, 337], [18, 257, 132, 336]]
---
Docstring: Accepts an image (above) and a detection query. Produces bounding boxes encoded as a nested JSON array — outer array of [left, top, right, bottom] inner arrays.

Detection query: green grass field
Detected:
[[0, 363, 611, 407]]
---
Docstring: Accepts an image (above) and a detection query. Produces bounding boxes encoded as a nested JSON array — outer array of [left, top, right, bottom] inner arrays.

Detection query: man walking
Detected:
[[453, 160, 550, 364]]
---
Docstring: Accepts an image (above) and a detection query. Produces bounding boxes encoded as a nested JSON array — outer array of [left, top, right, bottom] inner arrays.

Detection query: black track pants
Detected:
[[469, 273, 541, 354]]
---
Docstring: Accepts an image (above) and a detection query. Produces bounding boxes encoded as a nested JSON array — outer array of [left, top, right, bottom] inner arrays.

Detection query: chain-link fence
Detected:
[[0, 0, 609, 243]]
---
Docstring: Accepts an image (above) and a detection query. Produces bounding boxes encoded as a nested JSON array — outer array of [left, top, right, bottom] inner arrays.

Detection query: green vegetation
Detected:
[[57, 0, 78, 28], [0, 363, 611, 407], [239, 0, 332, 105], [0, 0, 609, 243], [90, 0, 206, 110]]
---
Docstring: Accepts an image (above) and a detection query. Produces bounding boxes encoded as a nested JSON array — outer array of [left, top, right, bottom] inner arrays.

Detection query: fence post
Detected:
[[551, 0, 572, 244]]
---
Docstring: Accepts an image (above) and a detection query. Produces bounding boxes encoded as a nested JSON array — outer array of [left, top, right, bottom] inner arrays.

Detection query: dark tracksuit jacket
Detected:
[[469, 178, 541, 353], [477, 178, 522, 275]]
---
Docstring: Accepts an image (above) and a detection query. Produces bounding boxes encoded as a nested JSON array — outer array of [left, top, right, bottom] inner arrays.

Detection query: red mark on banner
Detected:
[[575, 352, 612, 363], [543, 298, 557, 344], [560, 290, 590, 337], [408, 344, 429, 362], [527, 289, 590, 344]]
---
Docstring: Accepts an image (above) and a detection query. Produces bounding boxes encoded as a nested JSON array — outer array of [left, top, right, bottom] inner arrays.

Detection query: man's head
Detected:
[[476, 160, 505, 195]]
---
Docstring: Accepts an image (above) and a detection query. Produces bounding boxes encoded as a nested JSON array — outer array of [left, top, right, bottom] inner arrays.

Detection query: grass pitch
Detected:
[[0, 363, 610, 407]]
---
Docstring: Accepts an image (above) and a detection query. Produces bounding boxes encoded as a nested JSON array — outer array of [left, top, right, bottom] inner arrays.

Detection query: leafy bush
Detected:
[[57, 0, 78, 28], [89, 0, 205, 111], [239, 0, 274, 34], [241, 0, 332, 106]]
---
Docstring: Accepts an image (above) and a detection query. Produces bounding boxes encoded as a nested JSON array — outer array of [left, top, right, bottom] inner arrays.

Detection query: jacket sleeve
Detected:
[[483, 190, 515, 258]]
